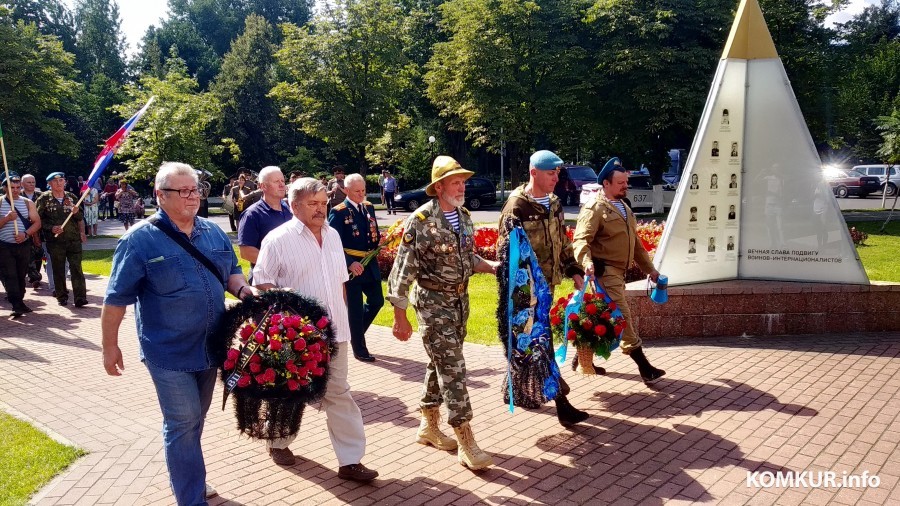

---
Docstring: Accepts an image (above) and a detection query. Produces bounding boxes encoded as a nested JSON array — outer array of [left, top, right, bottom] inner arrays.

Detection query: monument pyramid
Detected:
[[653, 0, 869, 285]]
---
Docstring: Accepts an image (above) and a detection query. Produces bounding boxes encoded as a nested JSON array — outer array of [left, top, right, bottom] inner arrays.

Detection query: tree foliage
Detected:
[[273, 0, 413, 174], [0, 8, 78, 175], [113, 54, 237, 181]]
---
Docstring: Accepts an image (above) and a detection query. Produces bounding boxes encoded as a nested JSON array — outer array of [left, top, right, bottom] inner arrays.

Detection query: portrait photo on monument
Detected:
[[710, 174, 719, 189], [690, 206, 698, 222], [688, 238, 697, 254], [711, 141, 720, 157], [690, 174, 700, 190]]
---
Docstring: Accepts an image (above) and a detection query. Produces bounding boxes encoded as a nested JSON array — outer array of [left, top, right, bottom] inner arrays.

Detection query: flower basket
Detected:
[[212, 290, 337, 440], [551, 277, 626, 375]]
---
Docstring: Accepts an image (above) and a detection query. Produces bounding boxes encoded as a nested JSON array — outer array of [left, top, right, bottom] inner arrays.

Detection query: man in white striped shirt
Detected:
[[253, 178, 378, 482]]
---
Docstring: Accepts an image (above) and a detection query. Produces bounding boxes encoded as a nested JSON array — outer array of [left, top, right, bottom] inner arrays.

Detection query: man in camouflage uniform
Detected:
[[497, 150, 591, 428], [388, 156, 498, 471], [36, 172, 88, 307]]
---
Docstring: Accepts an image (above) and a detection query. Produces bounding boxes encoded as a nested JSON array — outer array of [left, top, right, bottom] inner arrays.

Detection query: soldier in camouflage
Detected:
[[35, 172, 88, 307], [388, 156, 498, 471], [497, 150, 592, 428]]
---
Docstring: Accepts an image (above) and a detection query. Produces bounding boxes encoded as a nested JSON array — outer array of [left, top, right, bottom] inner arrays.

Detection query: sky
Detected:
[[66, 0, 881, 59]]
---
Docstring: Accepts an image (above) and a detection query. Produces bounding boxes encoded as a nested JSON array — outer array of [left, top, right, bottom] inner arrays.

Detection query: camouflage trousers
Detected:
[[414, 290, 472, 427]]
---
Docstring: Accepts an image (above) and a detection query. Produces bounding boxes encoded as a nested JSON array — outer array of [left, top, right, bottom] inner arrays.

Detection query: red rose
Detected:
[[581, 321, 593, 331], [269, 340, 283, 351], [551, 315, 562, 326], [316, 316, 329, 330], [239, 325, 254, 339], [601, 311, 611, 320], [249, 362, 261, 373], [299, 379, 309, 386], [237, 375, 251, 388], [271, 313, 282, 325], [286, 360, 297, 373], [286, 328, 297, 340], [298, 367, 309, 378], [255, 373, 268, 384], [312, 367, 325, 377], [268, 325, 280, 336], [265, 368, 276, 382], [594, 325, 607, 336], [302, 324, 315, 334], [568, 313, 579, 321], [293, 339, 307, 351], [227, 348, 240, 361], [305, 360, 317, 371], [254, 331, 265, 344], [585, 304, 598, 315], [308, 342, 320, 353], [223, 359, 236, 370], [250, 354, 261, 363], [614, 324, 624, 335], [609, 302, 618, 311], [566, 329, 577, 341], [287, 379, 299, 391], [584, 293, 593, 302]]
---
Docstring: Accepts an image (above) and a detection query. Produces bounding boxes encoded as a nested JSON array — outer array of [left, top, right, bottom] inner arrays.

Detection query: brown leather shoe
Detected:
[[268, 447, 296, 466], [338, 463, 378, 482]]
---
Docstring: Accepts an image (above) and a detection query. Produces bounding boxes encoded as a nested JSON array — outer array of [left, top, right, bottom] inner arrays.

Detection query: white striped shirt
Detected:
[[534, 195, 551, 209], [610, 200, 627, 218], [253, 218, 351, 343], [444, 210, 459, 232], [0, 198, 30, 243]]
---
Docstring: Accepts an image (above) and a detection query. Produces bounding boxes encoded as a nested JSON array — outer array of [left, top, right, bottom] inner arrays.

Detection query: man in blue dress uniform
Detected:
[[328, 173, 384, 362]]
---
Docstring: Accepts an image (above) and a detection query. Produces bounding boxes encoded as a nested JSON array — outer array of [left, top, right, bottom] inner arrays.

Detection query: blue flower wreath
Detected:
[[504, 226, 560, 411]]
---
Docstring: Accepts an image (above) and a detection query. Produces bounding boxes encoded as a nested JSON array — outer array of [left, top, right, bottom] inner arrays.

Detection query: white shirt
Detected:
[[253, 218, 351, 343]]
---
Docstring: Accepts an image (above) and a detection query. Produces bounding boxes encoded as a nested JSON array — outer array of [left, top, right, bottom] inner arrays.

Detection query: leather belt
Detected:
[[417, 279, 467, 295], [343, 247, 374, 258]]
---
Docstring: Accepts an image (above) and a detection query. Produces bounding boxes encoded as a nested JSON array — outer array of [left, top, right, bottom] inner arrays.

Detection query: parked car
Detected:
[[394, 176, 497, 211], [579, 174, 676, 211], [825, 169, 881, 198], [852, 164, 899, 197], [554, 165, 598, 206]]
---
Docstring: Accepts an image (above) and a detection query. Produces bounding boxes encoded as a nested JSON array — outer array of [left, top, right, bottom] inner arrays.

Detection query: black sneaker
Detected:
[[74, 299, 89, 308], [58, 299, 68, 306]]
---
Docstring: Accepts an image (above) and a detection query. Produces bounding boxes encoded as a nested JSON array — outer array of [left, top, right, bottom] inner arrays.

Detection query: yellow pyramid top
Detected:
[[722, 0, 779, 59]]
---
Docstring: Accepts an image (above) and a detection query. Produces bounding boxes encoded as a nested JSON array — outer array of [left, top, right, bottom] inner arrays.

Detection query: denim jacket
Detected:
[[105, 210, 242, 371]]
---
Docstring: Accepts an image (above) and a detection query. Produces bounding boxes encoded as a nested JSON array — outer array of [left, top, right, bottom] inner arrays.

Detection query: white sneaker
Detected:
[[205, 483, 218, 499]]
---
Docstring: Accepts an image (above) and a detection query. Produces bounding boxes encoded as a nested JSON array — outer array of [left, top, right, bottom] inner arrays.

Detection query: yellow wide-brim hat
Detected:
[[425, 156, 474, 196]]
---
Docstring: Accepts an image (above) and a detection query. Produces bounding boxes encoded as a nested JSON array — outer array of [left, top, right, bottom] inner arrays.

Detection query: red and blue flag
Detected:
[[82, 97, 155, 192]]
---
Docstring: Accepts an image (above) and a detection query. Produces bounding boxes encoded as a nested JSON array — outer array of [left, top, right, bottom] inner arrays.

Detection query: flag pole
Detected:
[[54, 187, 90, 237], [0, 121, 19, 235]]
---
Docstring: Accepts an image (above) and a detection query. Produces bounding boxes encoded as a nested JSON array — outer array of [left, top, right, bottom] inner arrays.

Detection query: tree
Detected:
[[0, 8, 79, 176], [73, 0, 127, 84], [425, 0, 598, 183], [272, 0, 413, 174], [212, 14, 280, 170], [4, 0, 76, 52], [113, 53, 238, 181]]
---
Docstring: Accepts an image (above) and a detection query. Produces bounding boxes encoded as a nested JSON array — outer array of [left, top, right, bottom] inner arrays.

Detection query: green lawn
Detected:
[[847, 221, 900, 283], [0, 412, 83, 506]]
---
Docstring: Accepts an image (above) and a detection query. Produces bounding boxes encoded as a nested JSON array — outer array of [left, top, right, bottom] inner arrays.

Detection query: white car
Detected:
[[580, 174, 676, 211], [851, 164, 899, 197]]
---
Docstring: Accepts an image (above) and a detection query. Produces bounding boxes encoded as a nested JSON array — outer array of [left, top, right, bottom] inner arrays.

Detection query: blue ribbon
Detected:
[[506, 229, 520, 413]]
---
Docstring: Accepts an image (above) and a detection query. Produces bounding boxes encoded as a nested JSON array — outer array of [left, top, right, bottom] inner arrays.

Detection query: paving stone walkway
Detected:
[[1, 273, 899, 505]]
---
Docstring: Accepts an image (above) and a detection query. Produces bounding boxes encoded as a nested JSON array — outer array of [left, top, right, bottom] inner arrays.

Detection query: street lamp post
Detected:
[[428, 135, 436, 161]]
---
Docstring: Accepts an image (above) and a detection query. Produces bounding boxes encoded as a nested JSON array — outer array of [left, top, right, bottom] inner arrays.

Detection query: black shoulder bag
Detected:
[[147, 214, 227, 289]]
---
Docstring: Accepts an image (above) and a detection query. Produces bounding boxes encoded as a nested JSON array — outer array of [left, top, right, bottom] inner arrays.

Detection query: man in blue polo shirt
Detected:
[[238, 166, 291, 280]]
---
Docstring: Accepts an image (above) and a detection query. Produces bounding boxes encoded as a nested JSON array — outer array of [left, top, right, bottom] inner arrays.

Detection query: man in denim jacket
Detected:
[[101, 162, 255, 505]]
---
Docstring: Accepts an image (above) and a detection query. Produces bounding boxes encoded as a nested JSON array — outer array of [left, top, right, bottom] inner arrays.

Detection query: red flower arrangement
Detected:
[[224, 310, 331, 392], [550, 290, 626, 360]]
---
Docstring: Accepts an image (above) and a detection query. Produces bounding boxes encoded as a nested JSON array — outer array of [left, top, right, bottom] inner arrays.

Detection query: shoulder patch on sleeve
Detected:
[[460, 207, 470, 215], [415, 212, 427, 221], [333, 203, 347, 211]]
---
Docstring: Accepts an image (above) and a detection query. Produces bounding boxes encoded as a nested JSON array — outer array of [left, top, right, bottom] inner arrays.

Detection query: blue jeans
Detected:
[[145, 361, 217, 506]]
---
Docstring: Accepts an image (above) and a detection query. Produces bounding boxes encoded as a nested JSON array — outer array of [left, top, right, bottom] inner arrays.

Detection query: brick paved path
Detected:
[[1, 273, 899, 505]]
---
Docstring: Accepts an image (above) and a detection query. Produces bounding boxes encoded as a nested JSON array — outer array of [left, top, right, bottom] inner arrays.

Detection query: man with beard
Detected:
[[387, 156, 499, 471], [573, 161, 666, 385]]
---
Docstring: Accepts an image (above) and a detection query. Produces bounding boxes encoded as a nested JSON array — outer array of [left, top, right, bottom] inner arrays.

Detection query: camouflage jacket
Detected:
[[387, 199, 480, 310], [498, 186, 582, 288], [36, 191, 83, 242]]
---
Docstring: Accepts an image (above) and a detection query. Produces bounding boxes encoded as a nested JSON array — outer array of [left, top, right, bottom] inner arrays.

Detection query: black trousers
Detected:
[[346, 279, 384, 356], [384, 191, 396, 212], [0, 241, 32, 310]]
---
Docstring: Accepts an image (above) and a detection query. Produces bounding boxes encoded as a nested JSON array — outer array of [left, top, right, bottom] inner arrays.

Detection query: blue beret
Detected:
[[2, 172, 20, 185], [529, 150, 564, 171], [597, 157, 624, 183], [46, 172, 65, 182]]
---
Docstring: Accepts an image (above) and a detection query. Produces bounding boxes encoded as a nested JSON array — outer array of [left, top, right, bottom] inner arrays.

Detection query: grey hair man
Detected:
[[238, 166, 291, 279], [253, 177, 378, 482], [102, 162, 255, 504]]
